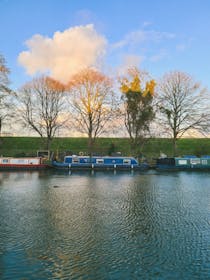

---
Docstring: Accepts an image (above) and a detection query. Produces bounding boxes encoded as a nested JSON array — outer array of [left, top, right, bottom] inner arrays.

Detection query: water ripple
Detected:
[[0, 172, 209, 279]]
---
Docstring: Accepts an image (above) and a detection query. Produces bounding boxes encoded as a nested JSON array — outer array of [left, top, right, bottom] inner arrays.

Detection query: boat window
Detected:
[[96, 159, 104, 164], [178, 159, 187, 165], [72, 157, 79, 163], [201, 159, 208, 165], [190, 159, 200, 165], [123, 159, 131, 164], [2, 159, 9, 163]]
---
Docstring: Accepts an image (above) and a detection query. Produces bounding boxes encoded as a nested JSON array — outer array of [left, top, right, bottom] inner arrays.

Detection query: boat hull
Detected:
[[0, 157, 50, 170], [52, 161, 149, 170], [0, 164, 50, 170]]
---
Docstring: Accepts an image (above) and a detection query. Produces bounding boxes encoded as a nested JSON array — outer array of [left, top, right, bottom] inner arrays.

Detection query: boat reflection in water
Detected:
[[0, 170, 210, 279]]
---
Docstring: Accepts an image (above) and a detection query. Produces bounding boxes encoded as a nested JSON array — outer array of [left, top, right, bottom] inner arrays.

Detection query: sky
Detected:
[[1, 0, 210, 90]]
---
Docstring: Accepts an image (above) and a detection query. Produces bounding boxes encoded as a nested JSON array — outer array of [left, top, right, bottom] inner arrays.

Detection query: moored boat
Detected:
[[0, 157, 50, 170], [52, 155, 149, 170], [156, 155, 210, 170]]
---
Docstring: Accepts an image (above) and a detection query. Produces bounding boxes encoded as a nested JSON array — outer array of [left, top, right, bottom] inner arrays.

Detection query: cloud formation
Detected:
[[112, 29, 175, 50], [150, 49, 168, 62], [18, 24, 107, 83], [117, 54, 145, 75]]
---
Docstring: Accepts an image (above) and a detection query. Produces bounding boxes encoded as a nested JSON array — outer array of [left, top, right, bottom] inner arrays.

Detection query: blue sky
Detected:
[[1, 0, 210, 89]]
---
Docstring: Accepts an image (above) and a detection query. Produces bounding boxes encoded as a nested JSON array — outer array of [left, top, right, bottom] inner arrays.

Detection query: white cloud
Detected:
[[176, 37, 194, 52], [116, 54, 145, 75], [150, 49, 168, 62], [176, 43, 187, 51], [110, 27, 176, 72], [18, 24, 107, 83], [142, 21, 153, 27], [112, 29, 175, 50]]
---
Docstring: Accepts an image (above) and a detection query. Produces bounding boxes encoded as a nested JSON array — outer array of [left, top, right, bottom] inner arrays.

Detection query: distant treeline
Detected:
[[1, 137, 210, 160]]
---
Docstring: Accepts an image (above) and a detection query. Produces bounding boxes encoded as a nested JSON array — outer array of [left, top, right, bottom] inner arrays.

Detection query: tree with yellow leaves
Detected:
[[119, 67, 155, 158], [66, 68, 117, 156]]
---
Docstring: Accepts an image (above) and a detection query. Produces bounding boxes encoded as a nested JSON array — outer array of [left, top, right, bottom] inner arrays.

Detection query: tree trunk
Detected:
[[46, 137, 51, 152], [173, 137, 177, 157], [88, 134, 94, 159], [0, 118, 2, 136]]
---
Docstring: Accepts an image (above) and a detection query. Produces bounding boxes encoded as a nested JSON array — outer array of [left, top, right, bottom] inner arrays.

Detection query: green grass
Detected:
[[1, 136, 210, 160]]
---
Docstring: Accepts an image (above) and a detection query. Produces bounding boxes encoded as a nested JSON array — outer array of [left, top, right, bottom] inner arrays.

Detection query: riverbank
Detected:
[[1, 136, 210, 159]]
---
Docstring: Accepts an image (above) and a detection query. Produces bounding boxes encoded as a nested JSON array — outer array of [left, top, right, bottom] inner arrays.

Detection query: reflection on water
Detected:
[[0, 170, 210, 279]]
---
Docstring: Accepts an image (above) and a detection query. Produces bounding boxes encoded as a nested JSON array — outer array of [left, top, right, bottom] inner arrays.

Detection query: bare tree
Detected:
[[119, 67, 156, 157], [0, 54, 15, 135], [157, 71, 209, 155], [18, 76, 67, 150], [66, 68, 117, 156]]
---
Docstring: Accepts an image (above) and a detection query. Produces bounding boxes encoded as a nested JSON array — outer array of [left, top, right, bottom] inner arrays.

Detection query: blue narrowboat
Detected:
[[156, 155, 210, 170], [52, 155, 149, 170]]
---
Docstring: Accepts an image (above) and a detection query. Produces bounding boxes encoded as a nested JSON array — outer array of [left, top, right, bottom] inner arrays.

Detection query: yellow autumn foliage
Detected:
[[0, 65, 9, 74], [120, 74, 141, 93], [120, 73, 156, 96], [143, 80, 156, 97], [130, 76, 141, 92], [120, 84, 130, 93], [148, 79, 156, 95]]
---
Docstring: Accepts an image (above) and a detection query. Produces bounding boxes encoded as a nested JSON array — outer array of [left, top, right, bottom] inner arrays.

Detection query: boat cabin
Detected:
[[64, 155, 138, 166], [0, 157, 42, 165]]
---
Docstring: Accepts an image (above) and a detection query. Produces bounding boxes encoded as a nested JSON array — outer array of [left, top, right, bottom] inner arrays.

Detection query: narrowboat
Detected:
[[156, 155, 210, 170], [52, 155, 149, 170], [0, 157, 50, 170]]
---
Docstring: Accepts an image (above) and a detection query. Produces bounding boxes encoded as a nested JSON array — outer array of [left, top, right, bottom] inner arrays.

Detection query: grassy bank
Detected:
[[1, 137, 210, 160]]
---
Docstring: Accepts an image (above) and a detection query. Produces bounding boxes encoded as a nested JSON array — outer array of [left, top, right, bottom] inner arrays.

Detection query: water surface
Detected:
[[0, 170, 209, 279]]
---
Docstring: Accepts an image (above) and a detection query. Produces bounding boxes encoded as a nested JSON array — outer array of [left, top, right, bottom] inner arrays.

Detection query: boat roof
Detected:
[[65, 155, 135, 159]]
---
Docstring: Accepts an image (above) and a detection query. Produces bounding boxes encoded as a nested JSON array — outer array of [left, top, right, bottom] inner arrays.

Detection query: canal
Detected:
[[0, 170, 209, 279]]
